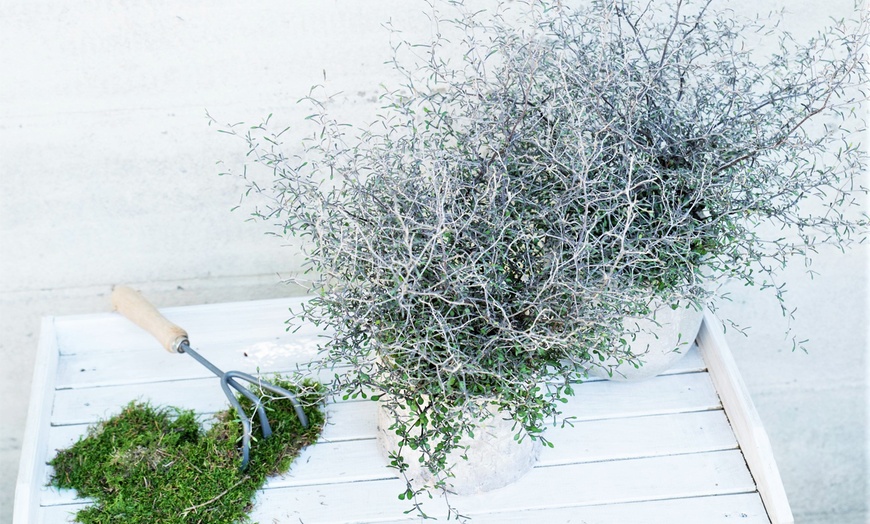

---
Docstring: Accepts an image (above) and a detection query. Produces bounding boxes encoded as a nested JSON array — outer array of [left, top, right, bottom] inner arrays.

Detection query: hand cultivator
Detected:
[[111, 286, 309, 470]]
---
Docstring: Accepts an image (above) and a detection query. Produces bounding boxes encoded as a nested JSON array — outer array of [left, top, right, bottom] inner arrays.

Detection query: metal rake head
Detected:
[[111, 285, 310, 470], [181, 342, 310, 470]]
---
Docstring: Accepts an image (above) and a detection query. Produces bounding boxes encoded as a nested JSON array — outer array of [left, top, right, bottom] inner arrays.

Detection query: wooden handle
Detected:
[[111, 285, 188, 353]]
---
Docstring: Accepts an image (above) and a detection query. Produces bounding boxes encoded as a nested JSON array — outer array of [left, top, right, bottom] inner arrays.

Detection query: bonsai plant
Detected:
[[216, 0, 867, 514]]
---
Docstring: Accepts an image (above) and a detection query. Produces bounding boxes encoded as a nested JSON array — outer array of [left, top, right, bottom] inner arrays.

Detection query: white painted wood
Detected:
[[42, 493, 770, 524], [558, 371, 720, 421], [49, 362, 718, 428], [55, 338, 322, 389], [52, 297, 322, 355], [38, 504, 81, 524], [20, 297, 790, 523], [250, 450, 757, 523], [698, 311, 794, 524], [52, 375, 236, 425], [47, 400, 379, 454], [374, 493, 771, 523], [53, 343, 701, 390], [539, 409, 738, 465], [42, 401, 381, 506], [271, 409, 738, 490], [13, 318, 60, 524]]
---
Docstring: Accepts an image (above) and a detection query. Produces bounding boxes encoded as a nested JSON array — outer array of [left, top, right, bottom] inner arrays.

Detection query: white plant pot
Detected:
[[588, 299, 705, 381], [375, 400, 542, 495]]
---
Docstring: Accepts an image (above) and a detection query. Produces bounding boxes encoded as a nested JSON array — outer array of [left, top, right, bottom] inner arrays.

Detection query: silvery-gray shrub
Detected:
[[218, 0, 867, 515]]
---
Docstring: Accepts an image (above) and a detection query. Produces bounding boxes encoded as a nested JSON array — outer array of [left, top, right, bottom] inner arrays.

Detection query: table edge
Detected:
[[14, 317, 61, 524], [698, 309, 794, 524]]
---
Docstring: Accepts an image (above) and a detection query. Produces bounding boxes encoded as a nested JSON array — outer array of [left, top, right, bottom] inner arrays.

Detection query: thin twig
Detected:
[[182, 476, 250, 517]]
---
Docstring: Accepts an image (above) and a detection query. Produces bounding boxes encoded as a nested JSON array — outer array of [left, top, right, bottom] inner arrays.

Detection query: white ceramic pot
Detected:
[[588, 299, 704, 381], [375, 400, 542, 495]]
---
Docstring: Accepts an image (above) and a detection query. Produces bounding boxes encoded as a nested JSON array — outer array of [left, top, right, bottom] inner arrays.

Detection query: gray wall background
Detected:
[[1, 1, 866, 523]]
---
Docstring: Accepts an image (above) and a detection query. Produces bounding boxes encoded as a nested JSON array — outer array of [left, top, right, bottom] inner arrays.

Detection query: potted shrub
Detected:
[[216, 0, 867, 514], [218, 86, 637, 504]]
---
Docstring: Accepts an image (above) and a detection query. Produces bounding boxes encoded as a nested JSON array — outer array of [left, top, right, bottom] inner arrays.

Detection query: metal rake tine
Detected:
[[226, 370, 310, 429], [220, 377, 253, 470], [226, 373, 274, 438]]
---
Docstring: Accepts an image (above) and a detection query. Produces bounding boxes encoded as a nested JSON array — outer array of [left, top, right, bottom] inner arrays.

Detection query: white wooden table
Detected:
[[14, 297, 793, 523]]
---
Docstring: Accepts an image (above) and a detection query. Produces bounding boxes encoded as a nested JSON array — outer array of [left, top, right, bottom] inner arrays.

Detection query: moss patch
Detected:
[[49, 379, 325, 524]]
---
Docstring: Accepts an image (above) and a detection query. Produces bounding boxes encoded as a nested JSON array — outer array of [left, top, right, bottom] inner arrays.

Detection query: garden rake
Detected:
[[111, 285, 309, 470]]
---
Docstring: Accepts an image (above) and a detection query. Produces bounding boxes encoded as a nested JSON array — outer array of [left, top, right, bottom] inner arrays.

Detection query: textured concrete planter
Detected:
[[589, 299, 705, 381], [376, 400, 542, 495]]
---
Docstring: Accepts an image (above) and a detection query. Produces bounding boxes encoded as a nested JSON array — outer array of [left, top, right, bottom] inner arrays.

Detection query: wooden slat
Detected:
[[40, 492, 770, 524], [55, 296, 704, 388], [539, 409, 737, 464], [34, 487, 92, 511], [13, 318, 60, 524], [48, 297, 339, 365], [271, 409, 738, 490], [53, 297, 315, 355], [55, 338, 322, 389], [55, 343, 703, 391], [559, 371, 719, 421], [250, 450, 757, 523], [47, 400, 379, 454], [698, 311, 794, 524], [54, 341, 704, 390], [37, 503, 82, 524], [52, 375, 238, 425], [49, 366, 718, 427], [54, 298, 326, 389], [378, 493, 771, 523]]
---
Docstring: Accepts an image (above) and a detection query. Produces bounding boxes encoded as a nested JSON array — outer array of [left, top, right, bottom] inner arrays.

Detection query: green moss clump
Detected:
[[49, 378, 325, 524]]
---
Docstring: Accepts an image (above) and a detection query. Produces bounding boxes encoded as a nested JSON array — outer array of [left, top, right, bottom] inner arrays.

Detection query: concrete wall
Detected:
[[1, 1, 431, 291], [1, 1, 865, 522]]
